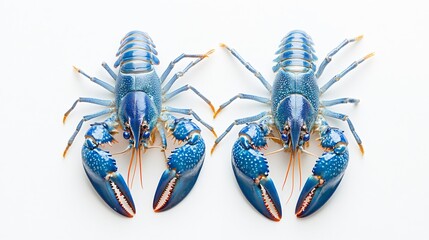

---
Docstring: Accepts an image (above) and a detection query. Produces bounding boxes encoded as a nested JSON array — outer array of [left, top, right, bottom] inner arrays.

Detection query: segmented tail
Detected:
[[115, 31, 160, 74], [273, 30, 317, 73]]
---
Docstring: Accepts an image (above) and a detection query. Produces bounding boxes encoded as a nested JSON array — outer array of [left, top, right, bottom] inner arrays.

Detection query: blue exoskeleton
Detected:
[[64, 31, 216, 217], [213, 30, 373, 220]]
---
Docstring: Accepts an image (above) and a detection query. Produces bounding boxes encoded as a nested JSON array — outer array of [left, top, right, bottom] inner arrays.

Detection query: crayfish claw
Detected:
[[84, 165, 136, 217], [233, 163, 282, 221], [295, 172, 343, 218], [82, 141, 136, 217], [232, 123, 282, 221], [153, 159, 203, 212], [154, 118, 205, 212], [81, 118, 135, 217], [296, 127, 349, 218]]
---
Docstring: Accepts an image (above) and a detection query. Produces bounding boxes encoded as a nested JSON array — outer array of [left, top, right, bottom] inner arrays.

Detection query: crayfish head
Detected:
[[119, 91, 157, 149], [278, 94, 314, 152]]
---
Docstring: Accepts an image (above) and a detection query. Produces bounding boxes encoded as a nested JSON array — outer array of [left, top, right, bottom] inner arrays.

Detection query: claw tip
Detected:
[[219, 43, 227, 48], [72, 66, 80, 72]]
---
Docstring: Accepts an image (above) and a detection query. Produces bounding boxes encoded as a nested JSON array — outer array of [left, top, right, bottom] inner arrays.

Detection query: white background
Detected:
[[1, 0, 427, 239]]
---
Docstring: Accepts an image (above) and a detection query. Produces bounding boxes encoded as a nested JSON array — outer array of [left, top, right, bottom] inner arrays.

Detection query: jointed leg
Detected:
[[321, 98, 359, 107], [160, 49, 214, 84], [214, 93, 271, 118], [156, 122, 168, 149], [73, 66, 115, 93], [316, 35, 364, 79], [63, 97, 114, 123], [220, 43, 272, 92], [102, 62, 117, 80], [161, 51, 214, 94], [319, 52, 374, 94], [163, 106, 216, 137], [64, 108, 115, 157], [163, 84, 215, 113], [321, 108, 364, 154], [211, 111, 271, 153]]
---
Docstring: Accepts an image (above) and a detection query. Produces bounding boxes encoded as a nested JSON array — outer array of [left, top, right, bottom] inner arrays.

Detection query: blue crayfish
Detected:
[[64, 31, 216, 217], [212, 30, 373, 220]]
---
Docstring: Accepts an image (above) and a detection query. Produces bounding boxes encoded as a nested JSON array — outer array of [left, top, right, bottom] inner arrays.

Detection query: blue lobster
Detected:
[[63, 31, 216, 217], [212, 30, 373, 220]]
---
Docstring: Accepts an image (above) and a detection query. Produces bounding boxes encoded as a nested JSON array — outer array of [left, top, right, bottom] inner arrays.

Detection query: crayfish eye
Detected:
[[281, 124, 291, 142], [142, 123, 148, 130], [300, 124, 310, 142], [281, 133, 289, 142], [142, 131, 151, 139], [123, 131, 131, 139], [303, 133, 310, 142]]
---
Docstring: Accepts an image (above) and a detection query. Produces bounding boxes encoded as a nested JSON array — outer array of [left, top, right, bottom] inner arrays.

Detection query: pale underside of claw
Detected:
[[83, 165, 136, 218], [295, 175, 323, 217], [296, 187, 317, 215], [154, 120, 206, 211], [82, 139, 136, 218], [258, 178, 282, 221], [153, 174, 178, 212], [294, 137, 349, 217], [295, 174, 344, 218], [107, 173, 136, 217], [153, 154, 204, 212]]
